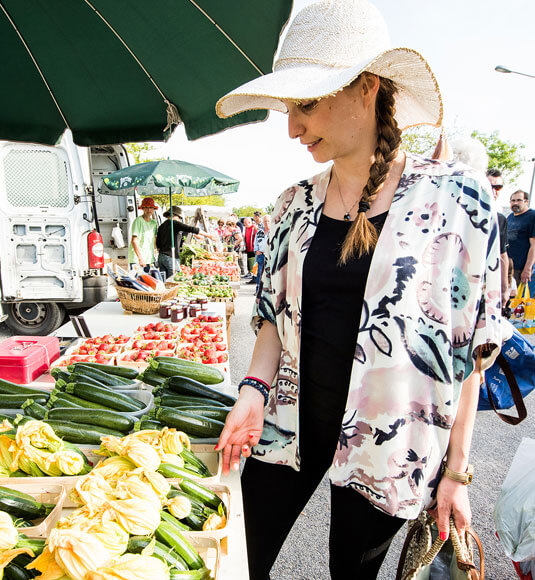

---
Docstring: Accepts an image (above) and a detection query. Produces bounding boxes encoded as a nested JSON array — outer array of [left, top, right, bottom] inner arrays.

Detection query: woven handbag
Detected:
[[396, 513, 484, 580]]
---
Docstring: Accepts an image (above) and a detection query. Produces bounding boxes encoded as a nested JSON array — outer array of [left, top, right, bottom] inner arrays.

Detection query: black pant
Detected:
[[241, 398, 406, 579]]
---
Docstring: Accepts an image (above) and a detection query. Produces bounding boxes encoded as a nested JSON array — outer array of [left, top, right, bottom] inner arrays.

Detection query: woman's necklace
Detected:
[[333, 168, 360, 221]]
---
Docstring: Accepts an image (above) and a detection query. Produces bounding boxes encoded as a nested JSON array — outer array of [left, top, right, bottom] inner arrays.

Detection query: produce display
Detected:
[[0, 512, 45, 578], [175, 263, 240, 283]]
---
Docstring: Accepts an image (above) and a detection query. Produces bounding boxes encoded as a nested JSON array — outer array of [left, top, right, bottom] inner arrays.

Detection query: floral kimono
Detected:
[[252, 154, 502, 520]]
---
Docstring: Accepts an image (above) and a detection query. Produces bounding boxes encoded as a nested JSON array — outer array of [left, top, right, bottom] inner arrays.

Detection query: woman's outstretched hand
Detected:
[[428, 476, 471, 541], [216, 386, 265, 475]]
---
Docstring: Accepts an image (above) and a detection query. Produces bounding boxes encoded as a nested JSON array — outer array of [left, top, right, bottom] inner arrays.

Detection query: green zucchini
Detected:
[[154, 521, 204, 570], [71, 362, 139, 380], [163, 376, 235, 406], [138, 369, 167, 388], [150, 357, 224, 385], [10, 516, 32, 528], [47, 391, 109, 410], [179, 449, 211, 477], [4, 562, 33, 580], [153, 407, 224, 438], [0, 379, 48, 397], [46, 408, 135, 433], [158, 463, 209, 480], [0, 486, 54, 520], [179, 479, 222, 511], [21, 400, 47, 420], [182, 511, 204, 531], [134, 417, 164, 431], [50, 368, 70, 382], [160, 508, 192, 531], [127, 536, 188, 570], [0, 394, 48, 409], [64, 383, 144, 412], [44, 420, 125, 445], [169, 568, 212, 580], [68, 364, 134, 386], [155, 393, 227, 408], [68, 373, 108, 388], [174, 406, 231, 422]]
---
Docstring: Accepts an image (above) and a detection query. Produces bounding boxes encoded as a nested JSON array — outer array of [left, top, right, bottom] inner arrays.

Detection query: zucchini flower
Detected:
[[118, 439, 160, 472], [98, 436, 124, 456], [51, 448, 86, 476], [0, 547, 35, 580], [57, 505, 105, 530], [0, 512, 18, 550], [131, 469, 170, 502], [26, 546, 64, 580], [85, 521, 129, 559], [166, 496, 191, 520], [124, 430, 161, 447], [15, 420, 64, 453], [86, 553, 169, 580], [176, 431, 191, 451], [93, 457, 136, 482], [0, 435, 13, 475], [202, 512, 227, 532], [10, 445, 59, 477], [0, 420, 12, 433], [47, 526, 116, 580], [155, 452, 184, 468], [103, 496, 161, 536], [70, 473, 114, 508], [114, 477, 160, 505], [159, 428, 184, 455]]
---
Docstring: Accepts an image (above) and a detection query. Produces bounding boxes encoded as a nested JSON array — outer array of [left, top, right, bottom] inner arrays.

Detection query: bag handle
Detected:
[[485, 353, 527, 425]]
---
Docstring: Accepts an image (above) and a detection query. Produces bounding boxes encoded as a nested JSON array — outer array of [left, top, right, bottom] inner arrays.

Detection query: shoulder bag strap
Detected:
[[486, 353, 527, 425]]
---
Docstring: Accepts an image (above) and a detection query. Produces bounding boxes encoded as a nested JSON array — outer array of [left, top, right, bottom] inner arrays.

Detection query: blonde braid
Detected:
[[339, 76, 402, 264]]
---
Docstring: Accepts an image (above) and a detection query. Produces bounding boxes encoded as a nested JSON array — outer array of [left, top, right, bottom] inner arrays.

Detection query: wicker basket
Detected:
[[115, 285, 180, 315]]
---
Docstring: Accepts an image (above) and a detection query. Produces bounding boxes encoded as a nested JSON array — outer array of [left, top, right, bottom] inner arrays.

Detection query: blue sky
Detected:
[[156, 0, 535, 209]]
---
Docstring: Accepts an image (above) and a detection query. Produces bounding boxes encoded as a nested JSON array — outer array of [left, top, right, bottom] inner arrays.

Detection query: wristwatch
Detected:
[[442, 463, 474, 485]]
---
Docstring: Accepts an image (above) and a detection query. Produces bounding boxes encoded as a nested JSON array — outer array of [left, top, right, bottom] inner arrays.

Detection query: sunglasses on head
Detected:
[[491, 184, 503, 191]]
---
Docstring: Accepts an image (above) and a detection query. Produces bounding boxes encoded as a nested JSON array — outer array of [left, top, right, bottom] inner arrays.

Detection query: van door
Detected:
[[0, 142, 84, 302]]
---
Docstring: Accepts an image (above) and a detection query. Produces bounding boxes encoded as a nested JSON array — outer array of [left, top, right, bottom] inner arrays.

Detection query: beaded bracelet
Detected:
[[238, 377, 270, 406]]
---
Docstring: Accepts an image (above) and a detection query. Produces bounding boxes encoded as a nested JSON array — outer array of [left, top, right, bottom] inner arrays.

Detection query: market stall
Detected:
[[0, 293, 248, 578]]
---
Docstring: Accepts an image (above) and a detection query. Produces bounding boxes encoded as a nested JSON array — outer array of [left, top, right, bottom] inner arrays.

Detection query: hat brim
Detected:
[[216, 48, 443, 131], [139, 204, 158, 210]]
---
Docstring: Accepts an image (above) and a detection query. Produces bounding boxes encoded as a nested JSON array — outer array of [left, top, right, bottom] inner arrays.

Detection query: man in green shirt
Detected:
[[128, 197, 158, 270]]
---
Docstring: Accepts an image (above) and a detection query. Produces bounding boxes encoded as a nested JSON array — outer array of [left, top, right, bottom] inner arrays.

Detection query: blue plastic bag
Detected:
[[479, 327, 535, 412]]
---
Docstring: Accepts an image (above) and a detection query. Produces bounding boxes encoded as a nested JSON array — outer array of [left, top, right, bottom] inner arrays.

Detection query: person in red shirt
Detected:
[[243, 217, 258, 276]]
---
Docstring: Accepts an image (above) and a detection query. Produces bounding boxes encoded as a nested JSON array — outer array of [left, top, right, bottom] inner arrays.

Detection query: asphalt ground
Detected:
[[229, 282, 534, 580]]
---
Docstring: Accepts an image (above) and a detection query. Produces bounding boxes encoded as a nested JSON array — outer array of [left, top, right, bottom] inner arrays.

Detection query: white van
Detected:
[[0, 132, 137, 334]]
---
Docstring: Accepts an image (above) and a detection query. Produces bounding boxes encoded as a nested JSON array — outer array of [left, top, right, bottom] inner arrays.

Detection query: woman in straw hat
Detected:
[[216, 1, 501, 577]]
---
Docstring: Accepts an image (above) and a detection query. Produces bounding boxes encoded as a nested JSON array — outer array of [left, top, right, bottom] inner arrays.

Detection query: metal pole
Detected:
[[169, 186, 175, 276]]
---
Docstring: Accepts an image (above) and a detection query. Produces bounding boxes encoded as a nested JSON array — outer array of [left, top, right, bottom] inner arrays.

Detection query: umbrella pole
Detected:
[[169, 186, 175, 276]]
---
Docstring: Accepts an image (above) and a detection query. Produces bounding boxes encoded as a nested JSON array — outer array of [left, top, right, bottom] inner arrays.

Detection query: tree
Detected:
[[124, 142, 163, 164], [401, 126, 440, 156], [232, 205, 264, 217], [150, 193, 225, 209], [264, 203, 275, 214], [471, 130, 525, 183]]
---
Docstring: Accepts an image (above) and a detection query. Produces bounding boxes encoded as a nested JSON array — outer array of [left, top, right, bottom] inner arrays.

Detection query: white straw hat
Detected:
[[216, 0, 443, 130]]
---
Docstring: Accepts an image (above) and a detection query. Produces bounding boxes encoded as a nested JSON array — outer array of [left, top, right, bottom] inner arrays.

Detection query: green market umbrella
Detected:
[[101, 159, 239, 273], [0, 0, 292, 146]]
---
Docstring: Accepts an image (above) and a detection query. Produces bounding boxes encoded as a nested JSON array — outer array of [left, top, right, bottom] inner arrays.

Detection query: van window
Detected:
[[4, 149, 70, 207]]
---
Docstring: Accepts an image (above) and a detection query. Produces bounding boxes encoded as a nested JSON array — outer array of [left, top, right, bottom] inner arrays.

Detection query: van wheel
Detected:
[[4, 302, 65, 335]]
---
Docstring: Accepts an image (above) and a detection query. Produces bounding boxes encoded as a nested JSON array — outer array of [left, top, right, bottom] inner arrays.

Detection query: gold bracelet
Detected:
[[442, 463, 473, 485]]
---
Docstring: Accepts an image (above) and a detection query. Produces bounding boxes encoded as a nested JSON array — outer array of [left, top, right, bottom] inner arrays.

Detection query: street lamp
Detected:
[[495, 65, 535, 79]]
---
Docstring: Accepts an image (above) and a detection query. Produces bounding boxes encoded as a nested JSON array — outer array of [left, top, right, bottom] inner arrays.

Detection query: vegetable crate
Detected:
[[116, 284, 180, 315]]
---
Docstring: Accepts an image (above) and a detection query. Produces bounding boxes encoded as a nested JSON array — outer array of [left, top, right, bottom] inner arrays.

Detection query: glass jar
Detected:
[[171, 306, 183, 323], [189, 304, 201, 318], [159, 301, 171, 319], [198, 296, 208, 311]]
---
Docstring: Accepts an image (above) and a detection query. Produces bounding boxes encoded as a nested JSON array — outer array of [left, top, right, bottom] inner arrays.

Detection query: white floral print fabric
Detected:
[[251, 154, 502, 519]]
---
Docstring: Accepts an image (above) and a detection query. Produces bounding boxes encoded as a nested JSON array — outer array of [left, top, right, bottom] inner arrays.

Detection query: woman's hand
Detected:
[[216, 386, 265, 475], [428, 477, 471, 541]]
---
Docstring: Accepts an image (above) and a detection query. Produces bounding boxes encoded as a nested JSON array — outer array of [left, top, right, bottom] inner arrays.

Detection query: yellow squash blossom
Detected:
[[130, 469, 170, 502], [103, 497, 161, 536], [0, 512, 18, 550], [0, 547, 35, 580], [70, 473, 114, 508], [123, 431, 161, 447], [0, 420, 12, 433], [113, 477, 160, 505], [93, 457, 136, 482], [118, 440, 160, 472], [47, 526, 116, 580], [51, 448, 86, 475], [202, 512, 227, 532], [155, 452, 184, 468], [159, 428, 184, 455], [86, 553, 169, 580], [27, 547, 64, 580], [85, 521, 129, 559], [15, 420, 64, 452], [166, 496, 191, 520]]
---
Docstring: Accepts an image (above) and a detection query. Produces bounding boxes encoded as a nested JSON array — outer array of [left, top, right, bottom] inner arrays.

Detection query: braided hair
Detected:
[[339, 75, 402, 264]]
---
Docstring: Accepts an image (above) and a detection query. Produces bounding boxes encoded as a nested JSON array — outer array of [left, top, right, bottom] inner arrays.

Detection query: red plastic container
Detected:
[[0, 336, 60, 384]]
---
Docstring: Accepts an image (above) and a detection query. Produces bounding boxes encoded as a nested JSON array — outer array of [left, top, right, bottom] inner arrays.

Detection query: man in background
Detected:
[[243, 216, 258, 279], [507, 189, 535, 295], [128, 197, 158, 271], [254, 214, 271, 293]]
